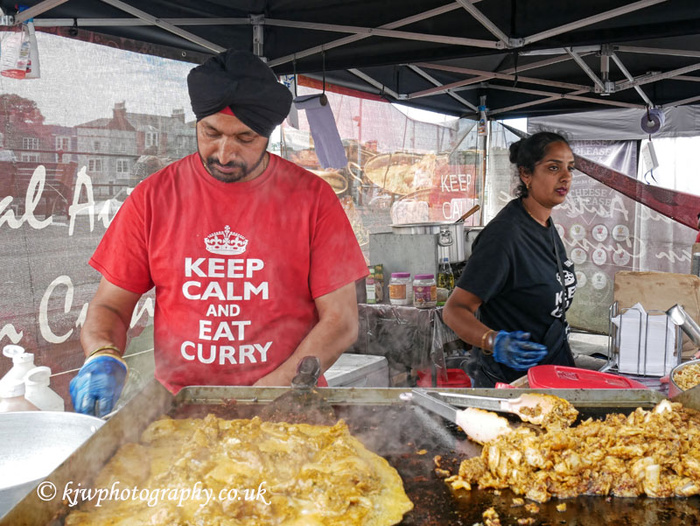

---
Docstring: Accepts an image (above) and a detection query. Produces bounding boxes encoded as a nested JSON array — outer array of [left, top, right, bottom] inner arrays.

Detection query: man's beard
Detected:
[[200, 148, 267, 183]]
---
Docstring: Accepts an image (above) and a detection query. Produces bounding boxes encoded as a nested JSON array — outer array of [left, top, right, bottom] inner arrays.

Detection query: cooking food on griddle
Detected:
[[65, 414, 413, 525], [445, 400, 700, 503], [482, 506, 501, 526], [512, 393, 578, 430]]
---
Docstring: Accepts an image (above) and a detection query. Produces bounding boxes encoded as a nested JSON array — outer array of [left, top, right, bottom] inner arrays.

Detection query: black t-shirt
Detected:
[[457, 198, 577, 385]]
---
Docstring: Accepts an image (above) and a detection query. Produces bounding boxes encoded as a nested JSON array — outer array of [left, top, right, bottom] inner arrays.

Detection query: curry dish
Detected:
[[65, 415, 413, 525], [446, 400, 700, 503], [673, 361, 700, 391]]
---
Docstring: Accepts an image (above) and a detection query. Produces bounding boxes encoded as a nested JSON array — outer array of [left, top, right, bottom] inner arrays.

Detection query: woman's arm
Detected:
[[443, 286, 548, 370], [443, 287, 495, 351]]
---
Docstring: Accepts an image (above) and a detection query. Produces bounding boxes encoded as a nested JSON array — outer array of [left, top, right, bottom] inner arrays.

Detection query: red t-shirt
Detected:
[[90, 153, 368, 392]]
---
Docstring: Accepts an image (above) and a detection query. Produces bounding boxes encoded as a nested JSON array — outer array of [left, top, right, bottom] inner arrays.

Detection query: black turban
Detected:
[[187, 50, 292, 137]]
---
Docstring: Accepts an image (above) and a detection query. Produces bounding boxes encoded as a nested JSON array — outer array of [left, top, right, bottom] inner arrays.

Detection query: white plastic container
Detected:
[[0, 345, 35, 394], [324, 354, 389, 387], [413, 273, 437, 308], [389, 272, 412, 306], [24, 366, 65, 412], [0, 379, 39, 413]]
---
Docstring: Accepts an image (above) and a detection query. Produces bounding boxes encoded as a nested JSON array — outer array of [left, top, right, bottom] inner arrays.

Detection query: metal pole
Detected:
[[252, 15, 264, 58], [478, 95, 488, 222]]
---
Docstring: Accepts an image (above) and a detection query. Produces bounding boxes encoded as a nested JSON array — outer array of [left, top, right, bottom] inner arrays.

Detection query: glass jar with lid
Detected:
[[413, 274, 437, 308], [389, 272, 412, 306]]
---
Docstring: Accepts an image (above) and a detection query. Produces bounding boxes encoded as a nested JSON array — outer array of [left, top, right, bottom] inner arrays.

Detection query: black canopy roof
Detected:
[[6, 0, 700, 119]]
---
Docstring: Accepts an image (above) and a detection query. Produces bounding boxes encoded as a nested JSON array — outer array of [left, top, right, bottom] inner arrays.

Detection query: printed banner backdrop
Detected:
[[280, 81, 481, 256], [556, 142, 696, 333], [0, 30, 200, 402], [553, 141, 640, 334], [0, 31, 480, 403]]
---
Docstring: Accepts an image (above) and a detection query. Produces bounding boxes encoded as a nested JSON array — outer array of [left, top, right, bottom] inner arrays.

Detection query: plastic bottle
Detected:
[[24, 20, 41, 79], [0, 23, 31, 79], [0, 345, 35, 393], [0, 378, 39, 412], [24, 366, 65, 411]]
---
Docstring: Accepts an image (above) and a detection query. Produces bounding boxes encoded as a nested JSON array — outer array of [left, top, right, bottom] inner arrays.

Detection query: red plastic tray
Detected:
[[527, 365, 648, 389], [417, 368, 472, 388]]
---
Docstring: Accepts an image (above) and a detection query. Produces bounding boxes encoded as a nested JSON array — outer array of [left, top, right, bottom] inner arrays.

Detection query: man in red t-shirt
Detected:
[[70, 50, 368, 416], [695, 212, 700, 243]]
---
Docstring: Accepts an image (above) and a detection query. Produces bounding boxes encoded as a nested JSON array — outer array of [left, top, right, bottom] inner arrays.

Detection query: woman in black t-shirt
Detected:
[[443, 132, 577, 387]]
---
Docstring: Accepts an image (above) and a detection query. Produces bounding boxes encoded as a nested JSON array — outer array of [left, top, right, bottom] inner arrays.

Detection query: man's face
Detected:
[[196, 112, 269, 183]]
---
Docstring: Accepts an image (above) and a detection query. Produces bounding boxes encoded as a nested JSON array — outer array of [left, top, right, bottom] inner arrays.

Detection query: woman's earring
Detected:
[[526, 181, 531, 190]]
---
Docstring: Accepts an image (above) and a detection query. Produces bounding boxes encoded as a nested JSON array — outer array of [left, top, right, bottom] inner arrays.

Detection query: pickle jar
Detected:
[[413, 274, 437, 308], [389, 272, 412, 306]]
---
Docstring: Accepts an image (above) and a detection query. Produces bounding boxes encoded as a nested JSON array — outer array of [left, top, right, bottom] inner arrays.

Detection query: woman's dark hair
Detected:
[[509, 131, 570, 197]]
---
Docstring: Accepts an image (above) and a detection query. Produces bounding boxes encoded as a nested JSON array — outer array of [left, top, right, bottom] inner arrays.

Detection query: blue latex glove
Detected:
[[70, 356, 127, 417], [493, 331, 548, 371]]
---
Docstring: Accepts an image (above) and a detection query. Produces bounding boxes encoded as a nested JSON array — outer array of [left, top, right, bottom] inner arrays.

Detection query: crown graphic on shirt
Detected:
[[204, 226, 248, 255]]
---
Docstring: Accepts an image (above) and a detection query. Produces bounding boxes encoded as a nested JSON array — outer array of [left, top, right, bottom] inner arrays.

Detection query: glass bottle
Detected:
[[437, 257, 455, 292]]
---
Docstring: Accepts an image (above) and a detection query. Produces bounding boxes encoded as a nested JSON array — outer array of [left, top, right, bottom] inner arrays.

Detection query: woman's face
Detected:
[[521, 141, 574, 208]]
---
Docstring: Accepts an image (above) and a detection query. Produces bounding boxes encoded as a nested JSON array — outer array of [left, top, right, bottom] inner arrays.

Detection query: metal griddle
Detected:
[[2, 380, 699, 526]]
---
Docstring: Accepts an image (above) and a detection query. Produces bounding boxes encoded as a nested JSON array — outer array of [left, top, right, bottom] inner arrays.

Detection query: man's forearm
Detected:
[[80, 303, 131, 357], [254, 282, 360, 386], [292, 314, 358, 374], [254, 315, 358, 387], [80, 278, 142, 357]]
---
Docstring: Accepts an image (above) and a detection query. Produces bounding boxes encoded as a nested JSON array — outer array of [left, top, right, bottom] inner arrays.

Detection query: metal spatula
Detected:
[[434, 391, 578, 427], [405, 389, 513, 444], [259, 356, 337, 425]]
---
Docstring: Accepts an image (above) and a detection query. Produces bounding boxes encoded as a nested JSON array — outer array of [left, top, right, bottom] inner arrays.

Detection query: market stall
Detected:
[[1, 2, 700, 524]]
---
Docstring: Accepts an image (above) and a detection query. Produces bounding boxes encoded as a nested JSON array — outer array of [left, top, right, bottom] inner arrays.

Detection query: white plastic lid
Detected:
[[0, 377, 26, 397], [3, 344, 28, 362], [24, 366, 51, 387], [13, 353, 34, 365]]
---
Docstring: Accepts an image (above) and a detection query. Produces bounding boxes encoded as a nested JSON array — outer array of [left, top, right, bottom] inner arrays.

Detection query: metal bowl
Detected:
[[0, 412, 104, 517], [669, 359, 700, 398]]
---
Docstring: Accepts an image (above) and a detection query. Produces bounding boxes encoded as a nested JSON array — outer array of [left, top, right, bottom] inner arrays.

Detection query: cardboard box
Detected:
[[613, 271, 700, 359]]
